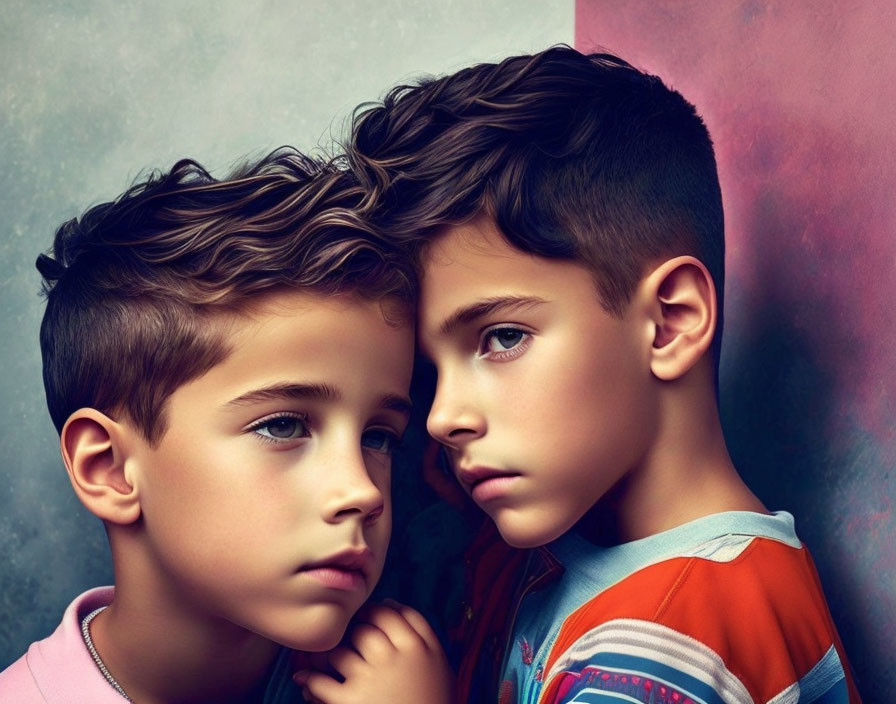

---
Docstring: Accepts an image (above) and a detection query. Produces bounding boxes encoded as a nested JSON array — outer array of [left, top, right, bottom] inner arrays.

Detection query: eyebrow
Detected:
[[378, 394, 414, 418], [438, 295, 547, 336], [225, 383, 340, 408], [224, 382, 412, 418]]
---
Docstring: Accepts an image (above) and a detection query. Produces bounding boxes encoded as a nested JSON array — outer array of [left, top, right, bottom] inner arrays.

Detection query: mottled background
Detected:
[[2, 1, 891, 700], [578, 1, 894, 699], [0, 0, 570, 668]]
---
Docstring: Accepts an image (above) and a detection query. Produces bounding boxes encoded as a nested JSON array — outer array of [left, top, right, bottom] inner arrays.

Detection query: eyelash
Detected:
[[361, 428, 403, 455], [477, 325, 532, 362], [245, 412, 309, 444], [245, 413, 403, 454]]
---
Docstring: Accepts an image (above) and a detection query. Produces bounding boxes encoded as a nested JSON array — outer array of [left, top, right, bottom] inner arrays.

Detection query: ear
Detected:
[[60, 408, 141, 525], [641, 256, 717, 381]]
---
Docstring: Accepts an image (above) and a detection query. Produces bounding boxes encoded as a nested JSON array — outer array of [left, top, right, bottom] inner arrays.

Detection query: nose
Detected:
[[321, 447, 386, 525], [426, 375, 486, 447]]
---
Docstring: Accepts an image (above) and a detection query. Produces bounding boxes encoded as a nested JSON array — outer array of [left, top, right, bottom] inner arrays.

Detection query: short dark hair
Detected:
[[38, 148, 413, 444], [348, 46, 725, 362]]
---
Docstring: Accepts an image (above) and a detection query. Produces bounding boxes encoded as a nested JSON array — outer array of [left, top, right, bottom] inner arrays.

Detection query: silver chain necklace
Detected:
[[80, 606, 134, 702]]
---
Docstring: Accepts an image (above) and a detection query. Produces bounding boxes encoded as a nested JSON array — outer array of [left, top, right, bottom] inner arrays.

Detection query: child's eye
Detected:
[[247, 413, 309, 443], [485, 328, 525, 351], [478, 327, 531, 359], [361, 428, 401, 454]]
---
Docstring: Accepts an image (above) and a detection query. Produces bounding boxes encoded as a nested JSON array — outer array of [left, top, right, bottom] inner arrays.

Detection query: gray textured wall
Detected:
[[0, 0, 573, 667]]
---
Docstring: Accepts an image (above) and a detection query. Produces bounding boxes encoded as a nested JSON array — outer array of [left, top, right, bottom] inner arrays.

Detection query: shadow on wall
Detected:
[[720, 191, 891, 694]]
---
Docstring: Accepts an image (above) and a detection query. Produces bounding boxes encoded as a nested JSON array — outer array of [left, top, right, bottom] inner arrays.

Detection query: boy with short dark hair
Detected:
[[301, 47, 861, 703], [0, 149, 444, 702]]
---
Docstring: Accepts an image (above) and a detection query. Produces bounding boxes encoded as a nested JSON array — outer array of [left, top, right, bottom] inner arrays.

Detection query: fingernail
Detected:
[[293, 670, 309, 684]]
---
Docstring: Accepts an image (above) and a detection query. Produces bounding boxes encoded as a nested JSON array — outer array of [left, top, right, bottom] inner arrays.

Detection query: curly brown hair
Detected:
[[37, 148, 413, 444]]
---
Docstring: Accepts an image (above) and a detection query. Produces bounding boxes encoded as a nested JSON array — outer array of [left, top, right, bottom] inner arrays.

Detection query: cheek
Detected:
[[536, 333, 651, 462], [368, 469, 393, 541], [576, 316, 646, 393], [367, 455, 393, 492], [141, 443, 312, 550]]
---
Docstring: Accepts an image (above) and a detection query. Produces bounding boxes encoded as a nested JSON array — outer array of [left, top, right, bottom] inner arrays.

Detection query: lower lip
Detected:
[[471, 475, 519, 503], [301, 567, 366, 591]]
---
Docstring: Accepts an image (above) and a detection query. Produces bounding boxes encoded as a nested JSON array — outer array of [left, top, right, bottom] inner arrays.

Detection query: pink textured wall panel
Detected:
[[577, 2, 894, 698]]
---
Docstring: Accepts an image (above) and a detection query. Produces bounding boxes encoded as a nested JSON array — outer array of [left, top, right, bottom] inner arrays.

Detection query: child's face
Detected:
[[129, 290, 413, 650], [419, 216, 656, 548]]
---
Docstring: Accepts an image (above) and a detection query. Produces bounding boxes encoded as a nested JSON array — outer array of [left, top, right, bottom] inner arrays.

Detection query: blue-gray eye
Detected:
[[485, 328, 525, 352], [252, 416, 308, 441], [362, 429, 400, 454]]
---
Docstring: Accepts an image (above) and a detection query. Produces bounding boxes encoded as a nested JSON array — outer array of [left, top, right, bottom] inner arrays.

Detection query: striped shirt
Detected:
[[499, 512, 860, 704]]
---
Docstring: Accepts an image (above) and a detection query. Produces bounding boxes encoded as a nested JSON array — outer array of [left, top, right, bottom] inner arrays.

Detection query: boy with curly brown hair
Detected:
[[0, 149, 444, 703]]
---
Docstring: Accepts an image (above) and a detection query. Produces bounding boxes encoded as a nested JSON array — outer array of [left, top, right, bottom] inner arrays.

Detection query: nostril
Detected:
[[447, 427, 476, 438], [364, 505, 384, 524]]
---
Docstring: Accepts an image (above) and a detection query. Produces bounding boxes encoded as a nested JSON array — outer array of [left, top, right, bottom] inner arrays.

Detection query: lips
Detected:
[[456, 466, 521, 502], [299, 548, 374, 591]]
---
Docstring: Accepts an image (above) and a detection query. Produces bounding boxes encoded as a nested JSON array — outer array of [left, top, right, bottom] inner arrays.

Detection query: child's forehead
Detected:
[[204, 289, 412, 372], [423, 215, 518, 264], [416, 220, 602, 341], [420, 218, 577, 293], [170, 289, 414, 410]]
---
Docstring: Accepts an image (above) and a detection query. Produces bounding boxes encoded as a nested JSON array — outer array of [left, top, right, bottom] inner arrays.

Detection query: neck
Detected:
[[91, 535, 281, 704], [579, 364, 766, 545]]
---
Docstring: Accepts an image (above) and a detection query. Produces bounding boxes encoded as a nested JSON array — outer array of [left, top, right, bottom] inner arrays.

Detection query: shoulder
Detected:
[[0, 587, 123, 704], [541, 537, 857, 703], [0, 652, 46, 703]]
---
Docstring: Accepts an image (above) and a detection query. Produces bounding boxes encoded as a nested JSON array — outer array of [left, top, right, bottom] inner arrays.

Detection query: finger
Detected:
[[301, 687, 324, 704], [302, 686, 326, 704], [383, 599, 444, 652], [295, 670, 343, 703], [326, 646, 362, 678], [349, 622, 395, 662], [359, 603, 427, 652]]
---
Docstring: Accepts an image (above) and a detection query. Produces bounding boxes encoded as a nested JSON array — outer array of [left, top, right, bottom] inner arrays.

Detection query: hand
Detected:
[[294, 600, 455, 704]]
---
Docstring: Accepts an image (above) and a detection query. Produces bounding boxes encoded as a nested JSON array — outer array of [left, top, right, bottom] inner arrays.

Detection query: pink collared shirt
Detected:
[[0, 586, 126, 703]]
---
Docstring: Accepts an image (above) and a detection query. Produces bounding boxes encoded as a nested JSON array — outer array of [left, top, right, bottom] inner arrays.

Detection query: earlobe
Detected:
[[643, 256, 717, 381], [61, 408, 141, 525]]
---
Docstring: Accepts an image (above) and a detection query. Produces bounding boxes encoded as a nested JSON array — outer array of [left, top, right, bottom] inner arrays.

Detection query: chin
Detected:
[[279, 623, 347, 652], [494, 517, 566, 549], [267, 608, 353, 652], [295, 629, 345, 652]]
